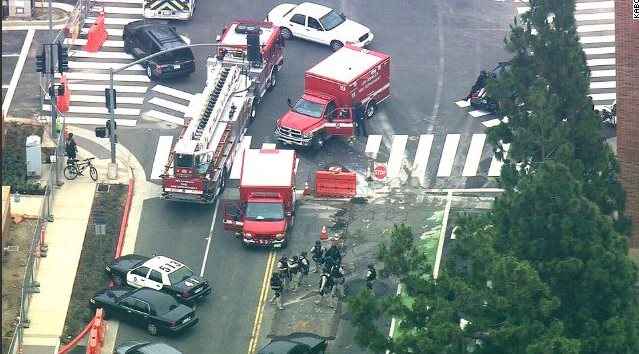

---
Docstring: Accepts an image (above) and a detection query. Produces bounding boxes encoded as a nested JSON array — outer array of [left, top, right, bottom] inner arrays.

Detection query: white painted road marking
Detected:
[[587, 58, 615, 67], [152, 85, 194, 101], [68, 61, 145, 71], [2, 29, 35, 118], [462, 134, 486, 177], [92, 6, 144, 14], [437, 134, 460, 177], [590, 81, 616, 89], [69, 95, 144, 104], [488, 143, 510, 177], [145, 110, 185, 126], [589, 92, 616, 101], [482, 118, 502, 128], [60, 117, 137, 126], [580, 35, 615, 44], [150, 136, 174, 180], [575, 1, 614, 10], [577, 24, 614, 33], [411, 134, 433, 186], [56, 72, 151, 82], [468, 110, 491, 118], [42, 104, 140, 116], [64, 38, 125, 47], [149, 97, 189, 114], [85, 17, 139, 25], [364, 135, 383, 159], [81, 28, 124, 36], [583, 46, 615, 56], [70, 50, 133, 59], [575, 12, 614, 21], [386, 135, 408, 180], [455, 99, 470, 108], [68, 83, 147, 93], [591, 69, 616, 78]]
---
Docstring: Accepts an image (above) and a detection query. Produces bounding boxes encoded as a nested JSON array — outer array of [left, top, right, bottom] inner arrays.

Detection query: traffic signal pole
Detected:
[[107, 68, 118, 179]]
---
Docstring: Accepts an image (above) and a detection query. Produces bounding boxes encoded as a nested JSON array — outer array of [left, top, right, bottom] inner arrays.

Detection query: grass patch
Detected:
[[60, 184, 127, 345], [1, 122, 46, 195]]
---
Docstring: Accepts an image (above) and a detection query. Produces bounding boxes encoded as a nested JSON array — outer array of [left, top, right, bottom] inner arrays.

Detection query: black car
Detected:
[[105, 254, 212, 304], [257, 333, 328, 354], [123, 20, 195, 80], [114, 341, 182, 354], [90, 287, 198, 336]]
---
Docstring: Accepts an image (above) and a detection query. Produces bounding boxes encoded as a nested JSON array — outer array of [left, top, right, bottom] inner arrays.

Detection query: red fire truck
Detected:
[[274, 44, 390, 148], [161, 21, 285, 203], [223, 144, 298, 248]]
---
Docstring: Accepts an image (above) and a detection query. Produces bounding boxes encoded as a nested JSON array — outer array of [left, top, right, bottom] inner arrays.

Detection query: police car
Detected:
[[105, 254, 212, 304]]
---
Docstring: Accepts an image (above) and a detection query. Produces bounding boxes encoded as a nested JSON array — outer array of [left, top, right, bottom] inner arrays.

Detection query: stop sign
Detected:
[[373, 164, 387, 180]]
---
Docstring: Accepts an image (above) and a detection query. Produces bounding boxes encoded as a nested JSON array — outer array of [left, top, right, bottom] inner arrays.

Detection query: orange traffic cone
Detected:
[[320, 225, 328, 241], [303, 181, 311, 196]]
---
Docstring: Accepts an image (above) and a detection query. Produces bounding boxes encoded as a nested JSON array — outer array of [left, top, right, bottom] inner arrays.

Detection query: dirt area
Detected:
[[1, 219, 37, 353], [60, 184, 127, 345]]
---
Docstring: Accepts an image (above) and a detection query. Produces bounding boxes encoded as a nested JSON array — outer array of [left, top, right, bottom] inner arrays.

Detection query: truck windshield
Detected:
[[176, 154, 193, 168], [245, 202, 284, 221], [292, 98, 324, 118], [320, 10, 346, 31]]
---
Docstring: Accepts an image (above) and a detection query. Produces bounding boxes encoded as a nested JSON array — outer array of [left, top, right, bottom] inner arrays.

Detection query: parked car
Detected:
[[123, 20, 195, 80], [257, 332, 327, 354], [89, 287, 198, 336], [266, 2, 373, 51], [105, 254, 212, 304], [114, 340, 182, 354]]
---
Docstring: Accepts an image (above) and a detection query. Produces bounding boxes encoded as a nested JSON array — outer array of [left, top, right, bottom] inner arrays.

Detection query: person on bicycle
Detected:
[[66, 133, 78, 161]]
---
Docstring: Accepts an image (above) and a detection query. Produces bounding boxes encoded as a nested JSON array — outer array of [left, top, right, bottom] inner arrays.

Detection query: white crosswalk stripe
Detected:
[[151, 136, 174, 180], [53, 2, 147, 126], [386, 135, 408, 180], [149, 97, 190, 114], [488, 143, 510, 177], [462, 134, 486, 176], [144, 110, 185, 126], [437, 134, 461, 177], [411, 134, 433, 186], [152, 85, 194, 101]]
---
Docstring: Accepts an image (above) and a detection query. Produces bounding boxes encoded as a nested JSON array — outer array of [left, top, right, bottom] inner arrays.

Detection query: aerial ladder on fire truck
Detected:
[[161, 60, 254, 203]]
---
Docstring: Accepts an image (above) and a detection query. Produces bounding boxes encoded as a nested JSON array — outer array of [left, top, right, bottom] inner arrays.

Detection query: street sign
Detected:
[[373, 163, 387, 180]]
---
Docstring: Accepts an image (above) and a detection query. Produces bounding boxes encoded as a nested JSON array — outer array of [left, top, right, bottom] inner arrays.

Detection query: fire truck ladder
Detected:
[[193, 66, 232, 140]]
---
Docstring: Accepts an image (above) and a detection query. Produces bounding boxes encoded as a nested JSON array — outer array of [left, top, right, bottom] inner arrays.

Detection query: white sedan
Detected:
[[266, 2, 374, 51]]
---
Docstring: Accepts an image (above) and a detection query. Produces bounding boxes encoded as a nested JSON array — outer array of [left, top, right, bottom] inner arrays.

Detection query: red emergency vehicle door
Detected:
[[222, 201, 244, 232], [325, 108, 354, 137]]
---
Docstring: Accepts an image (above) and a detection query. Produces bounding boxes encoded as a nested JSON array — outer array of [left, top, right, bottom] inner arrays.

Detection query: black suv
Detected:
[[123, 20, 195, 80]]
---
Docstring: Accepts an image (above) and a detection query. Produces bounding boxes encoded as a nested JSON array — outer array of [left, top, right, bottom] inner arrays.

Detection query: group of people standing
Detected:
[[269, 240, 377, 310]]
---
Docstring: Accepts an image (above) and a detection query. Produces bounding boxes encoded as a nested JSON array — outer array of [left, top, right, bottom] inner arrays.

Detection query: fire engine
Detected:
[[143, 0, 196, 20], [161, 21, 285, 203]]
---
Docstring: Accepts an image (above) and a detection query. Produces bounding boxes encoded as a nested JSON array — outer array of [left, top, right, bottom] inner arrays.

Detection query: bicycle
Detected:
[[64, 157, 98, 181]]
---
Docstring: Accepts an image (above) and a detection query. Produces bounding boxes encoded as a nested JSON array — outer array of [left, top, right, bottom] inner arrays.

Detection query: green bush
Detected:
[[2, 122, 46, 195]]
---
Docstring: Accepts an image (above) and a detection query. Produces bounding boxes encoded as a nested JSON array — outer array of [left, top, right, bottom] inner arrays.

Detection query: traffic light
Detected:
[[56, 84, 65, 96], [36, 52, 46, 73], [104, 88, 117, 111], [106, 120, 117, 136], [57, 43, 69, 73]]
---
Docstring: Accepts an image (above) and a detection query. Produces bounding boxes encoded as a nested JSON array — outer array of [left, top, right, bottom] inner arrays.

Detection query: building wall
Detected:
[[615, 0, 639, 247]]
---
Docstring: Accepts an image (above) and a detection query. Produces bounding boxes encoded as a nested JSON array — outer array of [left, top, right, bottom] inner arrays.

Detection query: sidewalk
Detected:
[[2, 2, 71, 30], [17, 144, 132, 353]]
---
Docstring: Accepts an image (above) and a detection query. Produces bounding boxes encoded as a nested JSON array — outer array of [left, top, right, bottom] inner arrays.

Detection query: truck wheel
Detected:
[[365, 101, 377, 119], [280, 27, 293, 40], [330, 40, 344, 51]]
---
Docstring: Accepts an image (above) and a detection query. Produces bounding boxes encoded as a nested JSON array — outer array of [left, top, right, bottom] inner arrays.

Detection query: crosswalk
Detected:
[[148, 133, 509, 187], [513, 0, 616, 111], [46, 0, 147, 127], [456, 0, 616, 128]]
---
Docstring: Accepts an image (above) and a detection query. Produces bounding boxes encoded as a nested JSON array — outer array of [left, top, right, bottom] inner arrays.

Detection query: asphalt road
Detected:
[[2, 30, 27, 103], [112, 0, 515, 353]]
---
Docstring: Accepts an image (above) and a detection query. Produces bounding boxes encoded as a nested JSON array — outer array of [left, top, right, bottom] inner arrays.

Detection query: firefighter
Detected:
[[310, 241, 325, 273], [288, 256, 300, 291], [353, 102, 368, 137], [298, 252, 310, 288], [366, 264, 377, 291], [65, 133, 78, 161], [315, 269, 335, 308], [277, 256, 290, 289], [330, 263, 346, 298], [269, 272, 284, 310]]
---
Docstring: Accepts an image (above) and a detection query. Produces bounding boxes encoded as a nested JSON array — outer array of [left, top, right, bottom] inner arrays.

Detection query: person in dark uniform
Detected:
[[310, 241, 325, 273], [269, 272, 284, 310], [315, 269, 335, 308], [324, 244, 342, 268], [465, 70, 489, 101], [353, 102, 368, 137], [366, 264, 377, 291], [298, 252, 310, 288], [276, 256, 290, 290], [66, 133, 78, 161], [288, 256, 300, 291]]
